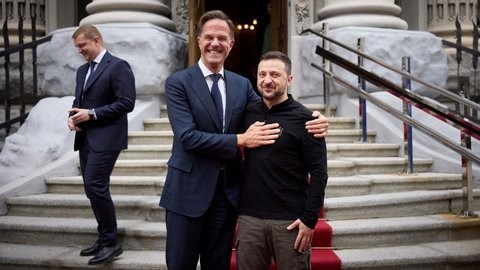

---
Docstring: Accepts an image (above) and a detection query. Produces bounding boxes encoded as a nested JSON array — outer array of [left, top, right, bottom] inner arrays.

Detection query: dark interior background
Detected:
[[206, 0, 271, 88]]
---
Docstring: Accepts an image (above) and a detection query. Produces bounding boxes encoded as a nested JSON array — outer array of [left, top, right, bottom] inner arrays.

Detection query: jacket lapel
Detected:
[[224, 71, 236, 132], [189, 64, 222, 132], [83, 52, 112, 93], [77, 63, 89, 99]]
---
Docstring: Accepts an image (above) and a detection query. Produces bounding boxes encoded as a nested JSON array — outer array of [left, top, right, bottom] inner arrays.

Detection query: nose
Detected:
[[264, 75, 273, 85], [211, 38, 220, 46]]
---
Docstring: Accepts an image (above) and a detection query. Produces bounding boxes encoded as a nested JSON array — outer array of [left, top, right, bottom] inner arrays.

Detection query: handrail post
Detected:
[[357, 38, 367, 142], [457, 81, 477, 218], [458, 131, 477, 218], [402, 56, 414, 174], [321, 23, 331, 116]]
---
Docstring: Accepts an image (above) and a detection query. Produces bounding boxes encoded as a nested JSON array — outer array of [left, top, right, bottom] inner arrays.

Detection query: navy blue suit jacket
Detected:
[[72, 51, 136, 152], [160, 63, 260, 217]]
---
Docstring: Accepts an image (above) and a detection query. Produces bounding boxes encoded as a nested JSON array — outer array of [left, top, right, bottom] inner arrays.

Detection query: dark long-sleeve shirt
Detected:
[[240, 95, 328, 228]]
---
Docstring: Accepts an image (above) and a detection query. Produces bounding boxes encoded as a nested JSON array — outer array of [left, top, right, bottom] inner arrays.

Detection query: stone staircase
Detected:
[[0, 104, 479, 269]]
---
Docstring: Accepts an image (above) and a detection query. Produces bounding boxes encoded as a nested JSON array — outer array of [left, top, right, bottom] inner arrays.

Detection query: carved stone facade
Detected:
[[294, 0, 313, 34], [427, 0, 478, 46], [172, 0, 188, 36]]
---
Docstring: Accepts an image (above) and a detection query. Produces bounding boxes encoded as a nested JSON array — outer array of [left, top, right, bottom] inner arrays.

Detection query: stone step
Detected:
[[6, 194, 164, 221], [335, 239, 480, 270], [1, 237, 479, 269], [327, 157, 432, 177], [329, 212, 480, 248], [107, 157, 431, 177], [111, 159, 168, 176], [141, 116, 354, 131], [326, 117, 356, 130], [143, 118, 171, 131], [9, 189, 479, 223], [327, 143, 400, 158], [2, 211, 477, 254], [325, 172, 462, 197], [45, 173, 461, 198], [0, 242, 167, 270], [0, 216, 166, 251], [324, 189, 480, 220], [126, 129, 377, 145], [109, 157, 431, 177], [159, 104, 338, 119], [128, 131, 173, 145], [118, 142, 401, 161], [46, 176, 165, 195], [325, 129, 376, 143], [119, 145, 172, 160]]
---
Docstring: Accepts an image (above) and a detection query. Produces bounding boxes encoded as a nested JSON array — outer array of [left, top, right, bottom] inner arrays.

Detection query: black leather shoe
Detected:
[[80, 242, 102, 256], [88, 244, 122, 265]]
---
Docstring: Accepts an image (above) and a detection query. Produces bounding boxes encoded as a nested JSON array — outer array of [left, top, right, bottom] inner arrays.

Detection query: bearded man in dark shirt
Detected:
[[236, 51, 328, 270]]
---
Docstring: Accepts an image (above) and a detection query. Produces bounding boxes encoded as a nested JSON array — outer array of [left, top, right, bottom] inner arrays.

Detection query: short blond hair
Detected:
[[72, 24, 103, 43]]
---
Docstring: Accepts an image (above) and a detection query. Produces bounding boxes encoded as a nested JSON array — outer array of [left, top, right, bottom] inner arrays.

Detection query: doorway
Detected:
[[188, 0, 286, 88]]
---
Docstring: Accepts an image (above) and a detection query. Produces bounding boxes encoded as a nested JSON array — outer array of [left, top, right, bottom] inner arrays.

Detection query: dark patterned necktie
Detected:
[[85, 61, 97, 87], [210, 74, 223, 126], [81, 61, 97, 103]]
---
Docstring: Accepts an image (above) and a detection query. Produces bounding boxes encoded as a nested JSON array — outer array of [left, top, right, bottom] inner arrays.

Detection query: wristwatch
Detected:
[[88, 109, 95, 120]]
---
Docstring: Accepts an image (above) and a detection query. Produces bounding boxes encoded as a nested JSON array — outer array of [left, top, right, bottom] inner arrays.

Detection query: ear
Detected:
[[286, 74, 293, 86]]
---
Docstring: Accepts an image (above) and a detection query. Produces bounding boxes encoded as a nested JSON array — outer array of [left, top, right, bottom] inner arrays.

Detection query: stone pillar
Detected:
[[0, 0, 46, 46], [80, 0, 176, 32], [311, 0, 408, 31]]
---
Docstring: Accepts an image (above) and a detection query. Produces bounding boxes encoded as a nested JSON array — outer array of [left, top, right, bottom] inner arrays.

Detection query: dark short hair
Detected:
[[196, 10, 235, 41], [72, 24, 103, 42], [260, 51, 292, 75]]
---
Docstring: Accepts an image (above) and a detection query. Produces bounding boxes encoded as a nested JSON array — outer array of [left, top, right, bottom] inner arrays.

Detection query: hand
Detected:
[[287, 219, 314, 252], [67, 116, 82, 131], [306, 111, 329, 138], [68, 108, 89, 130], [237, 121, 281, 148]]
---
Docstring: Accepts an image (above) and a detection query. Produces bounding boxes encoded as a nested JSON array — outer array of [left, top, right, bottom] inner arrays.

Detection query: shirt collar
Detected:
[[92, 48, 107, 65], [198, 59, 225, 79]]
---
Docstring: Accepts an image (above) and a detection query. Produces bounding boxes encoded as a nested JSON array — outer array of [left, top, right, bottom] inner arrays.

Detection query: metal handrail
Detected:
[[302, 28, 480, 114], [312, 62, 480, 166], [313, 45, 480, 140], [305, 27, 479, 218]]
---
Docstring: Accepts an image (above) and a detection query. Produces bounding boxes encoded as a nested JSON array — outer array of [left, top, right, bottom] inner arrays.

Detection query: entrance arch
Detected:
[[188, 0, 287, 86]]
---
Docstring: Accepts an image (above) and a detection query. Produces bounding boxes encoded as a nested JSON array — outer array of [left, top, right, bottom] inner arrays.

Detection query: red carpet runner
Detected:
[[230, 208, 342, 269]]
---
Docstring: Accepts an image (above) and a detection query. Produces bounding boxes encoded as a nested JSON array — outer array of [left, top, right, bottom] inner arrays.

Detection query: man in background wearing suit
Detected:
[[160, 10, 329, 270], [67, 25, 136, 265]]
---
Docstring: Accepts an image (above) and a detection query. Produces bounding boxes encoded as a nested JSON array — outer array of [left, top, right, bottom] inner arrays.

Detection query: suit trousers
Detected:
[[165, 172, 237, 270], [79, 137, 120, 247]]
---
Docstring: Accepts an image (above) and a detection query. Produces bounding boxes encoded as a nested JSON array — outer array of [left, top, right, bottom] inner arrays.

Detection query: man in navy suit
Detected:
[[67, 25, 136, 265], [160, 10, 329, 270]]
